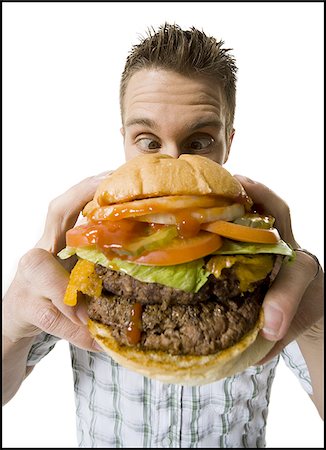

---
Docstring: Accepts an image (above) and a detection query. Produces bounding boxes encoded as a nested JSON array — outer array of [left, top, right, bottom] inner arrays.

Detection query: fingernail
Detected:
[[262, 304, 284, 339], [92, 340, 103, 352], [76, 308, 89, 325]]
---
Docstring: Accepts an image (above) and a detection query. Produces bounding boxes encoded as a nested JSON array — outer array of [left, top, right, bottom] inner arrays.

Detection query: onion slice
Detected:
[[90, 195, 233, 221], [133, 204, 245, 224]]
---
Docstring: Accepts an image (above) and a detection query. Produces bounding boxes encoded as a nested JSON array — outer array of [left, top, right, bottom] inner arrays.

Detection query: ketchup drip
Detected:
[[174, 210, 201, 239], [126, 303, 143, 345]]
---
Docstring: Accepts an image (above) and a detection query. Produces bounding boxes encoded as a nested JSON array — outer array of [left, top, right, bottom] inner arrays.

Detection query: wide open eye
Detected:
[[136, 138, 161, 152], [184, 136, 215, 153]]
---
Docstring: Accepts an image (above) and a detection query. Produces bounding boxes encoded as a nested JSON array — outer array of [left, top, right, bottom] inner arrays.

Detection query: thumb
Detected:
[[261, 256, 315, 341]]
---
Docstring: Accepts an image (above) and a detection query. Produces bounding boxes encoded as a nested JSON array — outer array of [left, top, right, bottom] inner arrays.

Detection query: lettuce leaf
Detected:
[[213, 238, 295, 259], [58, 246, 209, 293], [57, 236, 295, 294]]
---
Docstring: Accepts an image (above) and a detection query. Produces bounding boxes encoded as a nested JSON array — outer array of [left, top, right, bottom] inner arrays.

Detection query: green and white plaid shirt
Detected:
[[27, 335, 311, 448]]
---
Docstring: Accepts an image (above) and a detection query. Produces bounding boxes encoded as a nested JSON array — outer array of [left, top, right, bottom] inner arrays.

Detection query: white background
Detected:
[[2, 2, 324, 448]]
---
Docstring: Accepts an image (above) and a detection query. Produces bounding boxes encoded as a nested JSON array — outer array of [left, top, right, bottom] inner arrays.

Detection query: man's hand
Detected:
[[3, 172, 109, 350], [234, 175, 324, 359]]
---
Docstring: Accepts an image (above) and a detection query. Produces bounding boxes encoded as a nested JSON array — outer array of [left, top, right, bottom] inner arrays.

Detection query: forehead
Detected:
[[123, 69, 226, 125]]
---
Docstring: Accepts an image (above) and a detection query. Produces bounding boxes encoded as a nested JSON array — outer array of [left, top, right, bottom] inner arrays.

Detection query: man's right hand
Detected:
[[2, 172, 109, 350]]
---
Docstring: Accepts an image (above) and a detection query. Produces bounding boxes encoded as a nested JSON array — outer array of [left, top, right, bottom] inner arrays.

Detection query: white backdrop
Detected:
[[2, 2, 324, 448]]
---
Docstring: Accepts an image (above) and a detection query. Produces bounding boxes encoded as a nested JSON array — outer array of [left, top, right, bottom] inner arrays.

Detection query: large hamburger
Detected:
[[58, 154, 294, 385]]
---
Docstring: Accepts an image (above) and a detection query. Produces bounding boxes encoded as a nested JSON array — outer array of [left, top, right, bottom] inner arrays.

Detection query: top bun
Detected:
[[92, 154, 247, 206]]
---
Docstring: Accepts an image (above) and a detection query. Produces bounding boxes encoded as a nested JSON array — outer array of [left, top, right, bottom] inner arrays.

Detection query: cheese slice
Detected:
[[206, 255, 274, 292], [64, 259, 102, 306]]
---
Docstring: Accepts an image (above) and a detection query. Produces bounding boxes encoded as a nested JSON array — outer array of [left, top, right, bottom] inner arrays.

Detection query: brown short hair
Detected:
[[120, 23, 238, 135]]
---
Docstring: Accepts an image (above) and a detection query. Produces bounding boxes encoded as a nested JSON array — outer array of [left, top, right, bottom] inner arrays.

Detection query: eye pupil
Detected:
[[148, 141, 158, 149], [188, 137, 214, 152], [191, 141, 203, 150]]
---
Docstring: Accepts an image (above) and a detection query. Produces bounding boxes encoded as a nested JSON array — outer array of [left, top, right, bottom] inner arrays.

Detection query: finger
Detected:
[[256, 272, 323, 365], [25, 297, 100, 351], [234, 175, 297, 245], [261, 254, 317, 342], [256, 339, 287, 365], [36, 171, 110, 254], [234, 175, 283, 212], [74, 292, 92, 325], [18, 248, 84, 326]]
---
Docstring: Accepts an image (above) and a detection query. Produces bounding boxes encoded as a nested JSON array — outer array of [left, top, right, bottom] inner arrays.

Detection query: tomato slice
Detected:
[[130, 231, 223, 266], [66, 221, 223, 266], [66, 220, 147, 248], [201, 220, 280, 244]]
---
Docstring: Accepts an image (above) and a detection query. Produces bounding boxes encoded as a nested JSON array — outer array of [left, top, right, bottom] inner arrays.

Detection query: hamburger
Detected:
[[58, 154, 294, 385]]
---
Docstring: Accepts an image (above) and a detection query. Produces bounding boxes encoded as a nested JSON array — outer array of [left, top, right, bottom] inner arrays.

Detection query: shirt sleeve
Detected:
[[281, 340, 313, 395], [26, 332, 61, 366]]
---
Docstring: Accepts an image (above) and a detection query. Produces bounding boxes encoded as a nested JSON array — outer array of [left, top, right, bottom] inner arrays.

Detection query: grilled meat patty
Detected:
[[95, 265, 245, 307], [88, 265, 270, 356]]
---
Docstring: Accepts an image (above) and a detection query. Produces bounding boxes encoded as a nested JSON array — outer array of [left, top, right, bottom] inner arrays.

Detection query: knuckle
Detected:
[[66, 325, 86, 344], [36, 305, 61, 333], [303, 318, 324, 341], [47, 197, 65, 222], [18, 248, 51, 275]]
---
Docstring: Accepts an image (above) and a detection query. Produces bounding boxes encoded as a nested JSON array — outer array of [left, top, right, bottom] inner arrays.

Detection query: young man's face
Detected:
[[121, 69, 234, 165]]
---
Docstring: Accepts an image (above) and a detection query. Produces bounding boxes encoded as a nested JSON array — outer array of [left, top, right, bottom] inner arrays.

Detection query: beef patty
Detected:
[[88, 265, 270, 356], [95, 265, 245, 307]]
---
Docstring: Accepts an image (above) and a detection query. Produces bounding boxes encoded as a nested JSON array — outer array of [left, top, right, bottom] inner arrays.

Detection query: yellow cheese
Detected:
[[206, 254, 274, 293], [64, 259, 103, 306]]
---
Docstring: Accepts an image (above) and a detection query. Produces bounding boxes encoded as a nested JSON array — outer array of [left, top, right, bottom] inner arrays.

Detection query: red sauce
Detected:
[[91, 220, 148, 259], [174, 210, 201, 239], [126, 303, 142, 345], [234, 192, 253, 211]]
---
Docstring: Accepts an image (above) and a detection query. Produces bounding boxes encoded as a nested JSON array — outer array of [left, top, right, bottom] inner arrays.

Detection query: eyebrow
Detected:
[[185, 118, 223, 131], [125, 118, 157, 129], [125, 117, 223, 131]]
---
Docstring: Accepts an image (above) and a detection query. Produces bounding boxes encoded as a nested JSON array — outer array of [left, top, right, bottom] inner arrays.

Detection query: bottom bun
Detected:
[[88, 310, 275, 386]]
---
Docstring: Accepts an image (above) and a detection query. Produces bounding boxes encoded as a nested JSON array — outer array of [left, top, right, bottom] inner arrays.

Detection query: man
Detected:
[[3, 23, 323, 447]]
